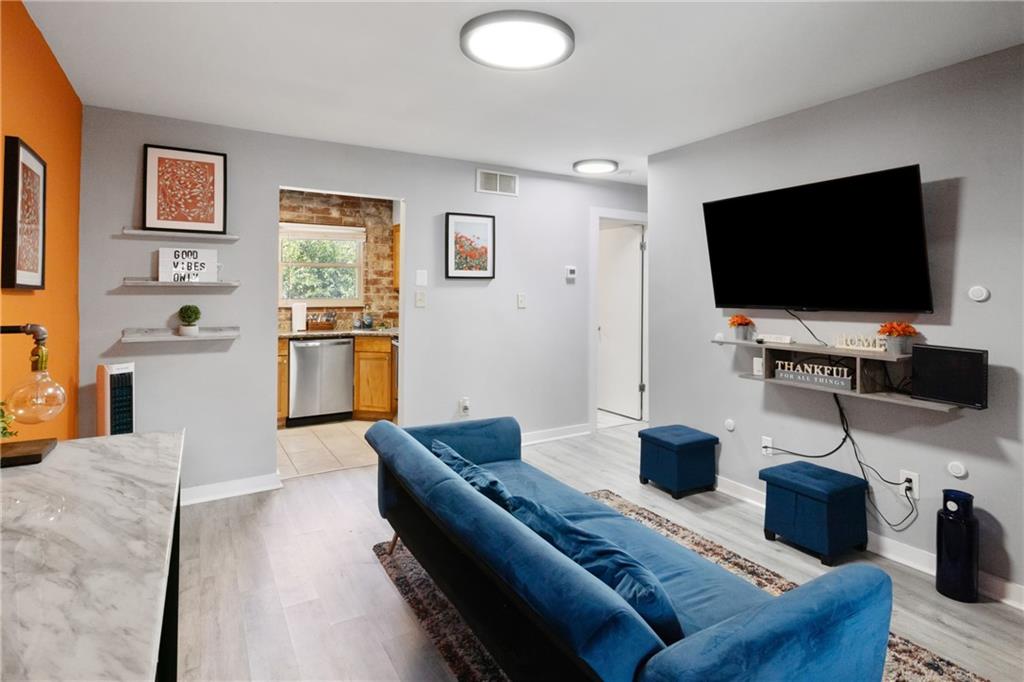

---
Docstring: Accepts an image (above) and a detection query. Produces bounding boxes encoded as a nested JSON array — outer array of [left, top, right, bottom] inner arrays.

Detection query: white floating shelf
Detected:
[[122, 277, 240, 289], [120, 228, 239, 243], [711, 337, 909, 361], [121, 326, 240, 343]]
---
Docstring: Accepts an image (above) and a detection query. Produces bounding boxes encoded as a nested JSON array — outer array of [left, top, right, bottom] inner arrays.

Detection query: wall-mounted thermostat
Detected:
[[565, 265, 577, 283]]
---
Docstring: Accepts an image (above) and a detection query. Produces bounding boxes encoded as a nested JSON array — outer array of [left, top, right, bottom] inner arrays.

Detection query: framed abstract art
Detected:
[[2, 137, 47, 289], [445, 212, 495, 279], [143, 144, 227, 234]]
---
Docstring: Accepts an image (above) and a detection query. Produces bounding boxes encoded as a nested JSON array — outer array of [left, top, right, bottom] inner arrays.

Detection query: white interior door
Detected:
[[597, 223, 644, 419]]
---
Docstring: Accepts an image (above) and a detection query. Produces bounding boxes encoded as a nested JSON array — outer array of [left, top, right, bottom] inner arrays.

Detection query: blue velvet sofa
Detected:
[[366, 417, 892, 681]]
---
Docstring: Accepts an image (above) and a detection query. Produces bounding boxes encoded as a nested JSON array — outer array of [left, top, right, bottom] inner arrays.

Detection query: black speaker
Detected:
[[911, 345, 988, 409]]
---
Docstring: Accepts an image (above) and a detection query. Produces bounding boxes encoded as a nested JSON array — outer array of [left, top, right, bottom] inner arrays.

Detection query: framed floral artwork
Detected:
[[2, 137, 47, 289], [445, 212, 495, 279], [143, 144, 227, 234]]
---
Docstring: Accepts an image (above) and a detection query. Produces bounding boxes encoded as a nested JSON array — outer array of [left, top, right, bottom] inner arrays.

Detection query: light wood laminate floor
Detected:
[[180, 422, 1023, 681]]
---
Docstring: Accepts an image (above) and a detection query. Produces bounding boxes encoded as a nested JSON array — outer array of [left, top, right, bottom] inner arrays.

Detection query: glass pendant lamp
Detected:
[[1, 324, 67, 467]]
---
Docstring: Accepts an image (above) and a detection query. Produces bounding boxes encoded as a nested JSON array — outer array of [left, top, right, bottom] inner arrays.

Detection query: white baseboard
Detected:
[[181, 473, 282, 506], [715, 474, 1023, 610], [523, 423, 593, 446]]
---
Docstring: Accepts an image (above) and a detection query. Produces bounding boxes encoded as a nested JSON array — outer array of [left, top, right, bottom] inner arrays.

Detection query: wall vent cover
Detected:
[[476, 169, 519, 197]]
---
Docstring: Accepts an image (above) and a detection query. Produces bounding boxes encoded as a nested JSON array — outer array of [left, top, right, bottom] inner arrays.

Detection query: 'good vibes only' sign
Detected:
[[158, 248, 217, 283]]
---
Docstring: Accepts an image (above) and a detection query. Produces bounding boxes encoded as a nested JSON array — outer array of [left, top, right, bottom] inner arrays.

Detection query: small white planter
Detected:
[[884, 336, 911, 354], [178, 324, 199, 337], [734, 325, 753, 341]]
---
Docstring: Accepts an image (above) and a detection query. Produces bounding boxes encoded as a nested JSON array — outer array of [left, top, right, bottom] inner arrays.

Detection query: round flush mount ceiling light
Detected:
[[460, 10, 575, 70], [573, 159, 619, 175]]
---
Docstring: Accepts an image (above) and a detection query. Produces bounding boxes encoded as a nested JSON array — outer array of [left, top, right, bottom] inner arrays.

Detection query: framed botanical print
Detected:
[[445, 212, 495, 279], [143, 144, 227, 234], [2, 137, 47, 289]]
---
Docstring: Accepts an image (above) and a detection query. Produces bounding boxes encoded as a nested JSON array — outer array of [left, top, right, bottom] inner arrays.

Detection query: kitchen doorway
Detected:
[[274, 186, 405, 479], [595, 215, 648, 427]]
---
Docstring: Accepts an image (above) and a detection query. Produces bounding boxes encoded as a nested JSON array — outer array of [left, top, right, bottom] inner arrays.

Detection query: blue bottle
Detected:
[[935, 489, 979, 602]]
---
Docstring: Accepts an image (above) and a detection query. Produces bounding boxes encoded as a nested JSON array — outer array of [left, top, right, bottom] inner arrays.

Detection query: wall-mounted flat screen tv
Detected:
[[703, 165, 933, 312]]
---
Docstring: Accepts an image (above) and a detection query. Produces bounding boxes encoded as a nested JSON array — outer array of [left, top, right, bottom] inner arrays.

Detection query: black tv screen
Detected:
[[703, 165, 933, 312]]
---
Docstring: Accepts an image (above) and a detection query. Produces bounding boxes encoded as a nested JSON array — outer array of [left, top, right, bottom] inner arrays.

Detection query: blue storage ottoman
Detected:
[[759, 461, 868, 566], [638, 425, 718, 499]]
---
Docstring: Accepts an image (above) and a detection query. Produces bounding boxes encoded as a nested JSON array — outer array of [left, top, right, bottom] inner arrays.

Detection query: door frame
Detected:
[[588, 207, 649, 433], [277, 186, 407, 426]]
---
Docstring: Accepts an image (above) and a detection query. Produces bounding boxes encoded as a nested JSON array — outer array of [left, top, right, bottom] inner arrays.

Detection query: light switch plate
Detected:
[[415, 269, 428, 287], [516, 293, 527, 309], [414, 290, 427, 308]]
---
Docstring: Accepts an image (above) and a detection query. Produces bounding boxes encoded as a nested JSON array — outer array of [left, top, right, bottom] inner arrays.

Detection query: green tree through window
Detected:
[[279, 232, 363, 304]]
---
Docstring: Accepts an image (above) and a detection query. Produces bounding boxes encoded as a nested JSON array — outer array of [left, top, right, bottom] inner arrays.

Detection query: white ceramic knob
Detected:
[[947, 461, 967, 478], [724, 419, 736, 432]]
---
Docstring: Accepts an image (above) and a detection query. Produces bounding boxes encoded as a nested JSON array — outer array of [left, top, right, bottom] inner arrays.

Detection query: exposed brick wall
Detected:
[[278, 190, 399, 330]]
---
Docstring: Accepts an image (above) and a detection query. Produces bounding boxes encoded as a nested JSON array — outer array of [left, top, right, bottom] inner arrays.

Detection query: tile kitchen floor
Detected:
[[277, 421, 379, 479]]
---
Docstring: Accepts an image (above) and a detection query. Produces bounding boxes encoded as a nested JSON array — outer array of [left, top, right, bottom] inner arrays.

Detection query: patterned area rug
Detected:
[[373, 489, 985, 682]]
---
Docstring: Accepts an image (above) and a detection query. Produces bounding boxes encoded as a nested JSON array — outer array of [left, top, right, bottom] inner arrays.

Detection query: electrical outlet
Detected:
[[761, 436, 773, 456], [899, 469, 920, 500], [516, 292, 527, 309], [458, 397, 471, 416], [414, 290, 427, 308]]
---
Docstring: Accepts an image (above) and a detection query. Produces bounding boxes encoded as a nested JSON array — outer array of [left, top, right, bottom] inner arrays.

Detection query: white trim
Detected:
[[587, 206, 649, 435], [714, 474, 1023, 610], [523, 423, 593, 446], [181, 473, 282, 506]]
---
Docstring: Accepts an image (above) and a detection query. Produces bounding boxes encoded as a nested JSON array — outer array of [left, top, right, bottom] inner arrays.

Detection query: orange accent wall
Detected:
[[0, 1, 82, 442]]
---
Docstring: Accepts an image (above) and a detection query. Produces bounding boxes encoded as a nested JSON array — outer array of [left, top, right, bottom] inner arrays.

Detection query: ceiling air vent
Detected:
[[476, 168, 519, 197]]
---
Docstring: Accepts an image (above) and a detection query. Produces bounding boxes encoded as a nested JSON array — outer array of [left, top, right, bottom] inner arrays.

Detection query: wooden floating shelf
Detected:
[[120, 228, 240, 243], [122, 277, 240, 289], [121, 326, 240, 343], [720, 339, 957, 413]]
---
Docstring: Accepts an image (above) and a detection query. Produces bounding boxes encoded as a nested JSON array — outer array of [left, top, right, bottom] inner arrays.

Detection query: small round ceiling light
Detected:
[[460, 10, 575, 70], [573, 159, 619, 175]]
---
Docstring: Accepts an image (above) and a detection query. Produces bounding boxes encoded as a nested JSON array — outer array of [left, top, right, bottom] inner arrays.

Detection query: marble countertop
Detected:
[[279, 327, 399, 339], [2, 431, 184, 681]]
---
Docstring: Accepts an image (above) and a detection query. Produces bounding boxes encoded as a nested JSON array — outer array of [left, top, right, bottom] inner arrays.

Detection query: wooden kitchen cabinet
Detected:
[[354, 336, 393, 420], [277, 339, 289, 426], [392, 224, 401, 291]]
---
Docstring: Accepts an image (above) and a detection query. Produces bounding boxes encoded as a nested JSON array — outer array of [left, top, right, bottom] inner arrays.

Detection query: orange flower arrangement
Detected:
[[728, 314, 753, 328], [878, 321, 918, 337]]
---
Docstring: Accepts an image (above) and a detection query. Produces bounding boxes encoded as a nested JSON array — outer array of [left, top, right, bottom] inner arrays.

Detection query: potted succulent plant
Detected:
[[878, 321, 918, 354], [728, 314, 755, 341], [1, 402, 17, 439], [177, 304, 201, 337]]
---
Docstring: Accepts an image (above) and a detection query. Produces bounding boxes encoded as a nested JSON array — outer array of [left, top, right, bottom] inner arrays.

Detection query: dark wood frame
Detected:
[[2, 136, 47, 290], [142, 144, 228, 234], [445, 212, 495, 279]]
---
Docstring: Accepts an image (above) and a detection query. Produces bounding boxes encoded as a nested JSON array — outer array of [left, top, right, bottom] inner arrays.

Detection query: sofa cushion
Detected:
[[431, 439, 513, 508], [507, 495, 684, 645], [485, 459, 773, 635]]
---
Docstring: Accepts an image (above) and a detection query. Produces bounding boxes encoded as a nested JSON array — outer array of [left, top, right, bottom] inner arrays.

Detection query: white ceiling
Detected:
[[27, 2, 1024, 185]]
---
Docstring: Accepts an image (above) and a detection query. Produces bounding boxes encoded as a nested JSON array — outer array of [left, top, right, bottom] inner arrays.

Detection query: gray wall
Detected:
[[648, 47, 1022, 583], [78, 108, 645, 489]]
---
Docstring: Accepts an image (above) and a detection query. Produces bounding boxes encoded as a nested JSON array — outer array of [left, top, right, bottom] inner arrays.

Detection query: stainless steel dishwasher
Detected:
[[289, 338, 354, 419]]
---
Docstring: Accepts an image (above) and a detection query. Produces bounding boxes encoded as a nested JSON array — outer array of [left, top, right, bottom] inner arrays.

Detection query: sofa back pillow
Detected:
[[507, 495, 684, 645], [432, 439, 513, 509]]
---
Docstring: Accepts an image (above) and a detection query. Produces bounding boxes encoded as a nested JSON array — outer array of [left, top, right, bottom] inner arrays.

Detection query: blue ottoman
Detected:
[[759, 461, 868, 566], [638, 425, 718, 499]]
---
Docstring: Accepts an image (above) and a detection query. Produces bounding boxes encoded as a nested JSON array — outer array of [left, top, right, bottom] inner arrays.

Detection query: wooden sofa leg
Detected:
[[386, 532, 400, 555]]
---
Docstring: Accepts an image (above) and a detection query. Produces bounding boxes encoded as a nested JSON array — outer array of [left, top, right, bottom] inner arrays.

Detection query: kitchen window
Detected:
[[279, 223, 365, 306]]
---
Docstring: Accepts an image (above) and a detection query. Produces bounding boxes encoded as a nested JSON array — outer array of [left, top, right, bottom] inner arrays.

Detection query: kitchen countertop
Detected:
[[1, 431, 184, 681], [279, 327, 399, 339]]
